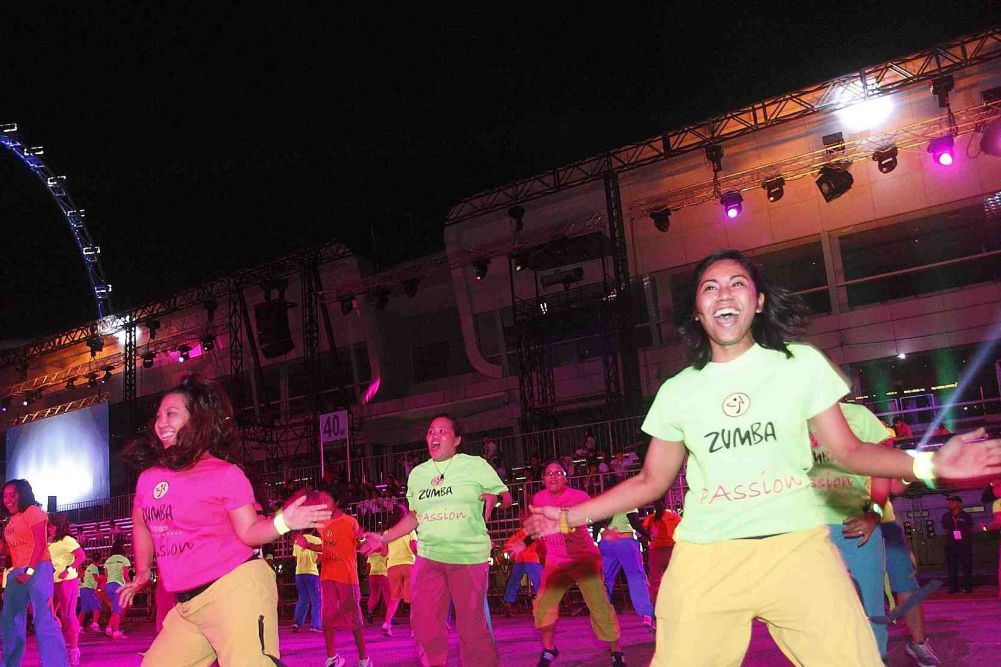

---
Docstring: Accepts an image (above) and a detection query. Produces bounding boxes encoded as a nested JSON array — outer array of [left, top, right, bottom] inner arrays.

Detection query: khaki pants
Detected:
[[142, 559, 280, 667], [652, 527, 882, 666], [533, 559, 620, 642]]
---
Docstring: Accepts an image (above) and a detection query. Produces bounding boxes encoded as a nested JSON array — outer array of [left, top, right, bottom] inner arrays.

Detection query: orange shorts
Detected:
[[387, 564, 412, 602]]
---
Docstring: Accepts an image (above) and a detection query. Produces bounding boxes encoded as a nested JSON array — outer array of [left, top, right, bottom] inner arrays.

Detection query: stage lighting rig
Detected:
[[508, 205, 525, 232], [816, 165, 854, 202], [86, 334, 104, 358], [473, 259, 490, 281], [981, 119, 1001, 157], [649, 209, 671, 233], [762, 177, 785, 202], [142, 350, 156, 369], [200, 335, 215, 352], [177, 345, 191, 363], [0, 397, 10, 412], [510, 252, 528, 272], [720, 191, 743, 219], [85, 372, 99, 389], [146, 319, 161, 340], [100, 366, 113, 384], [872, 146, 898, 174], [927, 135, 954, 166], [931, 75, 954, 108], [705, 144, 724, 173], [65, 378, 76, 390]]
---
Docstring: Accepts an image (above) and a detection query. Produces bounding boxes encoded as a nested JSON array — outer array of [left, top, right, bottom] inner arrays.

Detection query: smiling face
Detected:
[[426, 416, 461, 462], [3, 484, 19, 515], [694, 259, 765, 362], [155, 392, 191, 449], [543, 462, 568, 495]]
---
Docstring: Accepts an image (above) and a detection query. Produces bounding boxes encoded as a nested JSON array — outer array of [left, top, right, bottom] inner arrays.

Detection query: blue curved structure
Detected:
[[1, 123, 112, 319]]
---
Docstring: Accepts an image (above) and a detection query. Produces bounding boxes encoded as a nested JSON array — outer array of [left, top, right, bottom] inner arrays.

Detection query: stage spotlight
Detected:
[[177, 345, 191, 363], [705, 144, 724, 173], [200, 335, 215, 352], [762, 177, 785, 202], [85, 372, 99, 389], [86, 334, 104, 357], [981, 119, 1001, 157], [65, 378, 76, 390], [815, 165, 854, 202], [508, 205, 525, 232], [649, 209, 671, 233], [147, 319, 161, 340], [872, 146, 898, 174], [473, 259, 490, 281], [1, 397, 9, 412], [21, 395, 29, 407], [931, 75, 954, 108], [927, 135, 954, 166], [141, 350, 156, 369], [720, 191, 743, 219], [100, 366, 113, 384], [403, 278, 420, 298], [511, 252, 527, 272], [823, 132, 846, 154], [340, 296, 354, 315]]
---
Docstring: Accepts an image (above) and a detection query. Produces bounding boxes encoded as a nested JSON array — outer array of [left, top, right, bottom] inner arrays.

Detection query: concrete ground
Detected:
[[10, 588, 1001, 665]]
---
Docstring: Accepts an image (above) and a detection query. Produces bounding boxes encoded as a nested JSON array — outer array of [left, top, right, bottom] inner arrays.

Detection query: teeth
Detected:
[[714, 307, 739, 317]]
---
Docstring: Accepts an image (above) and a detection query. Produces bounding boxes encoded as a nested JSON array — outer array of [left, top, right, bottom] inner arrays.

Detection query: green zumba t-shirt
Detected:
[[809, 402, 893, 524], [406, 453, 508, 564], [642, 342, 848, 543]]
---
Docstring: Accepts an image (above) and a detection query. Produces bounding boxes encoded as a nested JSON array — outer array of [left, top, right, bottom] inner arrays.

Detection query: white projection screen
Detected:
[[5, 402, 110, 507]]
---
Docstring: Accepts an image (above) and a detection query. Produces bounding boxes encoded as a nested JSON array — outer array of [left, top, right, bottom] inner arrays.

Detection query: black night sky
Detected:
[[0, 2, 997, 340]]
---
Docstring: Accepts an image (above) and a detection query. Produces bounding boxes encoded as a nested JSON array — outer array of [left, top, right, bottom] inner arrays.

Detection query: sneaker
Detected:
[[68, 648, 81, 666], [325, 656, 346, 667], [642, 615, 655, 631], [611, 651, 626, 666], [290, 624, 300, 633], [104, 627, 113, 638], [110, 630, 127, 640], [905, 640, 942, 667], [537, 647, 559, 667], [382, 622, 393, 637], [310, 627, 323, 633], [89, 623, 101, 633], [358, 659, 373, 667]]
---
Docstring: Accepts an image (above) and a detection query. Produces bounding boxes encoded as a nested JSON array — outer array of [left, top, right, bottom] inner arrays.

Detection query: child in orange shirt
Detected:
[[299, 487, 370, 667]]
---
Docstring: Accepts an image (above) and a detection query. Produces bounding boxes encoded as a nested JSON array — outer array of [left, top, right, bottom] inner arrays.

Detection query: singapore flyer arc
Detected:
[[1, 122, 113, 319]]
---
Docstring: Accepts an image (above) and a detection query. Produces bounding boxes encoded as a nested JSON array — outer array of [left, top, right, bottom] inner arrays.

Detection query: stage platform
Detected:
[[11, 590, 1001, 665]]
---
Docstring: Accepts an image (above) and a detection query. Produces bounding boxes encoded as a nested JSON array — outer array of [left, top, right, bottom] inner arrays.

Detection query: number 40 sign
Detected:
[[319, 410, 349, 446]]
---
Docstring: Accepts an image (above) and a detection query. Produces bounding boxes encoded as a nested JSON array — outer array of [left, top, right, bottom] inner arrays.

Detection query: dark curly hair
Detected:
[[49, 513, 73, 541], [678, 249, 808, 370], [124, 374, 242, 471], [2, 479, 41, 516]]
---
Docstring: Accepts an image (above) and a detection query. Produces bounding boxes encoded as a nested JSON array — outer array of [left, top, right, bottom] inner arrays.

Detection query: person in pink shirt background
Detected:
[[117, 374, 330, 666]]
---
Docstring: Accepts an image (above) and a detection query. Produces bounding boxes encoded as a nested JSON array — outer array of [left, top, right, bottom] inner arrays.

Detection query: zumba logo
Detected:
[[152, 482, 169, 499], [721, 392, 750, 417]]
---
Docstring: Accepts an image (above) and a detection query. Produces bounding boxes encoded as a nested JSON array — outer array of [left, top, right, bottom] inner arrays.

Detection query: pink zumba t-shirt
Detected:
[[532, 487, 600, 568], [134, 455, 255, 592]]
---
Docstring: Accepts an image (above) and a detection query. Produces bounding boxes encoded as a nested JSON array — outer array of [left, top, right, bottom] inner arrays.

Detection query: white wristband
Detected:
[[273, 512, 291, 535]]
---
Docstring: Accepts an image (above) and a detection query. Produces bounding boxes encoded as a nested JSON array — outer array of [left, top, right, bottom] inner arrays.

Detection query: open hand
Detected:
[[523, 505, 562, 539], [281, 495, 332, 531], [933, 428, 1001, 484], [842, 513, 878, 547], [358, 532, 386, 557], [118, 569, 152, 609]]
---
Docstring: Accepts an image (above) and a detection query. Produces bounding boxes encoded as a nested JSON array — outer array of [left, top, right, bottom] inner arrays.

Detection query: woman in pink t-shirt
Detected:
[[530, 460, 622, 667], [117, 374, 330, 667]]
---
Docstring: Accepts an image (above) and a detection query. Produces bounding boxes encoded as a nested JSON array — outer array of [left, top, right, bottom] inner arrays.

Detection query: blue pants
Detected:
[[828, 524, 887, 660], [503, 562, 542, 604], [600, 538, 654, 617], [293, 573, 322, 629], [1, 562, 69, 667]]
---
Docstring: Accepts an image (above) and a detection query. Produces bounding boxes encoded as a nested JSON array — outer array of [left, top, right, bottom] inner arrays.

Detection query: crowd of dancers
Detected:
[[2, 248, 1001, 667]]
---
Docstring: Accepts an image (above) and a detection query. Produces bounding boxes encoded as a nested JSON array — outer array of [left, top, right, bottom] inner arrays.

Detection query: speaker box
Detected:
[[47, 495, 57, 513], [254, 300, 295, 358]]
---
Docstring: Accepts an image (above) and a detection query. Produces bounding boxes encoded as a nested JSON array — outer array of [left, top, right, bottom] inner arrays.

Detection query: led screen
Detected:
[[5, 402, 110, 507]]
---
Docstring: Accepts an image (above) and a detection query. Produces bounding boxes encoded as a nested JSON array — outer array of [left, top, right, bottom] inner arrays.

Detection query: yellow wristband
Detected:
[[273, 512, 291, 536], [559, 508, 571, 535], [908, 451, 937, 489]]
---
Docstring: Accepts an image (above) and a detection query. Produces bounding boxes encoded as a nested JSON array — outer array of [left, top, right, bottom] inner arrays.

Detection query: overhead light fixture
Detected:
[[0, 397, 9, 412], [508, 205, 525, 232], [927, 135, 954, 166], [85, 372, 99, 389], [510, 252, 527, 272], [100, 366, 113, 383], [720, 191, 743, 219], [142, 350, 156, 369], [815, 165, 854, 202], [65, 378, 76, 390], [146, 319, 161, 340], [649, 208, 671, 233], [762, 177, 785, 202], [473, 259, 490, 281], [200, 334, 215, 352], [872, 146, 899, 174], [981, 119, 1001, 157], [177, 345, 191, 363], [21, 394, 30, 407], [86, 334, 104, 358], [340, 296, 354, 315], [705, 144, 724, 173], [403, 278, 420, 298], [931, 75, 954, 108], [823, 132, 846, 154]]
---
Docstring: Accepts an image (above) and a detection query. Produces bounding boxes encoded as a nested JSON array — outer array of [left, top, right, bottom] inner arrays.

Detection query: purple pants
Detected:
[[410, 557, 498, 667]]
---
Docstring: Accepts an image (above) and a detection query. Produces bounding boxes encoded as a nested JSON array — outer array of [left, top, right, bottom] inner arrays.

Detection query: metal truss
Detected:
[[446, 27, 1001, 224], [0, 124, 114, 318], [627, 101, 1001, 216], [123, 322, 137, 433], [300, 258, 321, 459], [0, 242, 350, 370], [8, 394, 106, 428]]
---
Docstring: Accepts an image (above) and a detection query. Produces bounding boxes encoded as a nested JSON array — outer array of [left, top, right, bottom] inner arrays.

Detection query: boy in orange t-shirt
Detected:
[[300, 488, 370, 667]]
